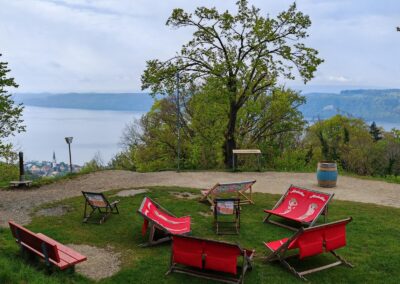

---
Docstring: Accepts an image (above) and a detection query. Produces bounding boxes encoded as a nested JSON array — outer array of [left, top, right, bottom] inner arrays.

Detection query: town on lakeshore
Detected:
[[24, 152, 81, 177]]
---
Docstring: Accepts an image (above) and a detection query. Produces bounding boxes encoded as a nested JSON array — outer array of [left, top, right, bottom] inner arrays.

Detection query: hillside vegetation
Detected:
[[301, 89, 400, 122]]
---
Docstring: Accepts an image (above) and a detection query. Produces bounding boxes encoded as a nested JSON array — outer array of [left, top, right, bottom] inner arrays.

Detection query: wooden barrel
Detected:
[[317, 162, 338, 188]]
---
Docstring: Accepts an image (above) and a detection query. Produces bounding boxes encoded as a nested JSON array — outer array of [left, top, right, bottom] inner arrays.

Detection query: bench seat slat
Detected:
[[36, 233, 87, 268]]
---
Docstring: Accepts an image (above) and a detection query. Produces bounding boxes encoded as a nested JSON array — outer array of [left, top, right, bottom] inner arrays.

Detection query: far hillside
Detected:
[[300, 89, 400, 122], [14, 89, 400, 122], [14, 93, 154, 112]]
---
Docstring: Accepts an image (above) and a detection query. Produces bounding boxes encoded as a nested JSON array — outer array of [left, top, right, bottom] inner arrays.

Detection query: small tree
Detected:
[[0, 54, 25, 160], [142, 1, 323, 167], [369, 121, 383, 142]]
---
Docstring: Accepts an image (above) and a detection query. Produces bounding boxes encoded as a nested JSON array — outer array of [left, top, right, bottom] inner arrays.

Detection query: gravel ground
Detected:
[[67, 244, 121, 280], [1, 170, 400, 227]]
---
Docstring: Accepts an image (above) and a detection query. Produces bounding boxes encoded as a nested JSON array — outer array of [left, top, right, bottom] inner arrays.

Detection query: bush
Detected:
[[0, 162, 19, 186]]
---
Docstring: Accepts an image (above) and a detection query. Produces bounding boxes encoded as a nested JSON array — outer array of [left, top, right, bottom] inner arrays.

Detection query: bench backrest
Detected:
[[9, 221, 60, 263], [276, 185, 333, 223], [293, 218, 351, 259], [172, 235, 242, 275], [82, 191, 109, 208], [212, 180, 256, 195]]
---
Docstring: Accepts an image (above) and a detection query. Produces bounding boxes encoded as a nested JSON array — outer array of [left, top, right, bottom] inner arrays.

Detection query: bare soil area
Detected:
[[1, 170, 400, 227], [67, 244, 121, 280]]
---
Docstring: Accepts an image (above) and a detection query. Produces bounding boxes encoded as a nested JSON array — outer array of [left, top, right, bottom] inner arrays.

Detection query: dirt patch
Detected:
[[35, 205, 72, 217], [170, 191, 201, 200], [114, 188, 148, 197], [68, 244, 121, 280]]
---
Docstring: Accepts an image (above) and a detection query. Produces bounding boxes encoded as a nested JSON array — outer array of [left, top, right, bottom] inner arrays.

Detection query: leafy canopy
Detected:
[[141, 1, 323, 167], [0, 54, 25, 161]]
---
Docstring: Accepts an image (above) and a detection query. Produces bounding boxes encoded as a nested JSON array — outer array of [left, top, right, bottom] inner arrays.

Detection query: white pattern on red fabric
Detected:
[[291, 189, 305, 196], [297, 203, 318, 220], [310, 194, 326, 202]]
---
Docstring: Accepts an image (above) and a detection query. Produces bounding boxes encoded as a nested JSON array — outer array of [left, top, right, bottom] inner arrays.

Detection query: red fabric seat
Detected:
[[169, 235, 254, 281], [204, 242, 241, 275], [138, 197, 191, 235], [264, 238, 299, 252], [264, 185, 333, 229], [324, 223, 347, 251], [263, 218, 353, 280], [172, 236, 203, 269], [297, 230, 324, 259]]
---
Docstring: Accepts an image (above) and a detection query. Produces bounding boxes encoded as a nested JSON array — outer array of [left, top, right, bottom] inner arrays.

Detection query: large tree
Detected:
[[0, 53, 25, 161], [142, 1, 323, 167]]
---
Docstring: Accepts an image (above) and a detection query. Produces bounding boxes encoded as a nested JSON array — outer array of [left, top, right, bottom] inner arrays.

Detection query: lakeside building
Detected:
[[25, 157, 81, 178]]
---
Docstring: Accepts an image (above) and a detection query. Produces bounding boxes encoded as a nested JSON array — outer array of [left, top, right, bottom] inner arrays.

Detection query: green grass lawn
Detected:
[[1, 186, 400, 283]]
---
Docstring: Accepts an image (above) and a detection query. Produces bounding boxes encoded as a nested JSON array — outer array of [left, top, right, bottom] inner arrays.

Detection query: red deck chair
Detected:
[[264, 218, 353, 281], [200, 180, 256, 207], [137, 196, 191, 246], [167, 235, 255, 284], [263, 185, 334, 230]]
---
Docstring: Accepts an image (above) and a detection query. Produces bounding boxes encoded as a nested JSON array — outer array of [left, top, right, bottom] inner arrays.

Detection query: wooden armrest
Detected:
[[110, 200, 120, 206]]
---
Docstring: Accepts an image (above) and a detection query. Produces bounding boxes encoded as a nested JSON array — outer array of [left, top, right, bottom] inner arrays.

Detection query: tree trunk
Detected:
[[223, 103, 238, 168]]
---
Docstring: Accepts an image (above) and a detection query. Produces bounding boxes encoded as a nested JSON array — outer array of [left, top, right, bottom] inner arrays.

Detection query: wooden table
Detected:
[[232, 149, 261, 171]]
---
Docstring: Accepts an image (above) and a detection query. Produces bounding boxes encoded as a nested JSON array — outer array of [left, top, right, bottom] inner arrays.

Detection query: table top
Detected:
[[232, 149, 261, 154]]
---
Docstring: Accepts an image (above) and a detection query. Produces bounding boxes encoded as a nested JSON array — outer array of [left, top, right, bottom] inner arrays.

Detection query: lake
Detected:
[[10, 106, 144, 165], [10, 107, 398, 166]]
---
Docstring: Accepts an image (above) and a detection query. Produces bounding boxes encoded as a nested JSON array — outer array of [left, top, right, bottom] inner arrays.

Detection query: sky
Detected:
[[1, 0, 399, 93]]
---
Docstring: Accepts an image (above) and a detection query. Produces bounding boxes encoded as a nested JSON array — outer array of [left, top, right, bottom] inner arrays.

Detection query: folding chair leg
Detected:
[[263, 213, 271, 223], [83, 207, 96, 223], [331, 251, 354, 268], [139, 225, 171, 247], [280, 259, 307, 281]]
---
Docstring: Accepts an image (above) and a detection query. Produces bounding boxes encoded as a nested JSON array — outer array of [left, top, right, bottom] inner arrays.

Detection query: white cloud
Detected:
[[327, 76, 351, 83], [0, 0, 399, 93]]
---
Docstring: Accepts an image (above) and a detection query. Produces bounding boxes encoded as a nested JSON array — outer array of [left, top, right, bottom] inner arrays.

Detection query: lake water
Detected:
[[9, 107, 399, 166], [10, 106, 144, 165]]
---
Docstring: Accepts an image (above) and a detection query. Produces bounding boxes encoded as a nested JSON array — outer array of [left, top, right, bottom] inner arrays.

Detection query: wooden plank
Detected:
[[232, 149, 261, 154], [299, 261, 342, 276], [37, 233, 87, 262]]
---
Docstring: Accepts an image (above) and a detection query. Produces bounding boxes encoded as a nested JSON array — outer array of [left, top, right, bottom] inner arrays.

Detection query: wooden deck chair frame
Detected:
[[166, 235, 255, 284], [263, 185, 334, 231], [200, 180, 256, 207], [137, 197, 191, 247], [82, 191, 119, 224], [214, 198, 241, 235], [264, 218, 353, 281]]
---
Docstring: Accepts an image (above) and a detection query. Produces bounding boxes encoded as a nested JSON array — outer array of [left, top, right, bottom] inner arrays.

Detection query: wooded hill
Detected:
[[300, 89, 400, 122]]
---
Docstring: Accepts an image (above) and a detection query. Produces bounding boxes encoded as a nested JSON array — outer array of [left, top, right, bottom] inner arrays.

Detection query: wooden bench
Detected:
[[166, 235, 255, 284], [264, 218, 353, 281], [9, 180, 33, 187], [9, 221, 87, 271]]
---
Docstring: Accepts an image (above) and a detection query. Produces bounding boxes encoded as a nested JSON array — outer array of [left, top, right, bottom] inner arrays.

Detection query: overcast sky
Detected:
[[1, 0, 399, 93]]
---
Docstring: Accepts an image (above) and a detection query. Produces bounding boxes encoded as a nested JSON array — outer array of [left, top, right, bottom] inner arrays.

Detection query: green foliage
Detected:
[[0, 162, 19, 187], [117, 85, 306, 172], [81, 152, 106, 174], [108, 149, 136, 171], [141, 1, 322, 167], [304, 115, 400, 177], [0, 54, 25, 160], [369, 121, 383, 142], [1, 187, 400, 283]]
